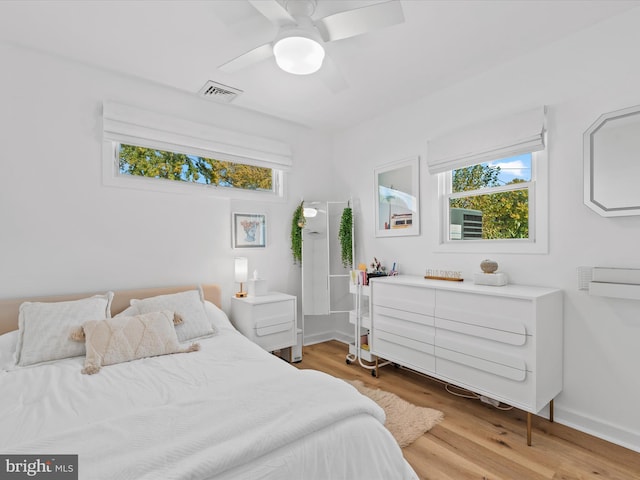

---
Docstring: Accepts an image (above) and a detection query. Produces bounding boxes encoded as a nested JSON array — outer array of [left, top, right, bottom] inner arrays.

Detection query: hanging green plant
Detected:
[[291, 200, 304, 264], [338, 206, 353, 269]]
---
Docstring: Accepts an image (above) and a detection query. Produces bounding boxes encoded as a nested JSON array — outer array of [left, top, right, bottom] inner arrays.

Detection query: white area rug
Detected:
[[347, 379, 444, 447]]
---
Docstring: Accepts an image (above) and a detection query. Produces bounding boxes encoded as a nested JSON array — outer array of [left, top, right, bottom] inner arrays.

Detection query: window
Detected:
[[446, 153, 532, 241], [102, 101, 291, 199], [117, 144, 277, 193], [428, 106, 548, 254]]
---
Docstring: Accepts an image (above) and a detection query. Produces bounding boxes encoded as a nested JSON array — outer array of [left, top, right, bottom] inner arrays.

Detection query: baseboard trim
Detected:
[[554, 407, 640, 453], [332, 332, 352, 345], [303, 332, 351, 347], [302, 331, 335, 346]]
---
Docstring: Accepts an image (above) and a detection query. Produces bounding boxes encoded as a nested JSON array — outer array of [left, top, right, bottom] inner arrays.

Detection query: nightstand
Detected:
[[230, 292, 297, 356]]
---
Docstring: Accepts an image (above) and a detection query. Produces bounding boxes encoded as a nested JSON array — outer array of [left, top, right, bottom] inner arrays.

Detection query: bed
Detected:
[[0, 284, 418, 480]]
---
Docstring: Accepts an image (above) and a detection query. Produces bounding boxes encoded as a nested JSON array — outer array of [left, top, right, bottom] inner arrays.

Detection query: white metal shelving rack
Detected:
[[346, 282, 390, 376], [347, 283, 372, 358]]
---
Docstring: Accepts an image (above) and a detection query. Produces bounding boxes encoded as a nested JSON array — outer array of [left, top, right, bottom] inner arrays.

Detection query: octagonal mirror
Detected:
[[584, 105, 640, 217]]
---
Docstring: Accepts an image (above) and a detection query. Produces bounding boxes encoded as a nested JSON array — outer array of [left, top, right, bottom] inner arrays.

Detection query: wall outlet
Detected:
[[480, 395, 500, 407], [577, 266, 593, 291]]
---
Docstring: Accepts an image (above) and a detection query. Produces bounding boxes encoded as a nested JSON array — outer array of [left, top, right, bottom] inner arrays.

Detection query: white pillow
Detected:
[[204, 301, 234, 332], [15, 292, 114, 367], [114, 305, 138, 318], [0, 330, 19, 370], [129, 289, 214, 342], [118, 301, 230, 333]]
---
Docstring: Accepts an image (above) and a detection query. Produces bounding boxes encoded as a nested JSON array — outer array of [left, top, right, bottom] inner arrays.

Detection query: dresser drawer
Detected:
[[372, 330, 435, 375], [375, 305, 434, 330], [436, 328, 528, 371], [435, 317, 527, 346], [435, 328, 533, 369], [435, 290, 533, 336], [436, 355, 535, 411], [372, 282, 435, 316]]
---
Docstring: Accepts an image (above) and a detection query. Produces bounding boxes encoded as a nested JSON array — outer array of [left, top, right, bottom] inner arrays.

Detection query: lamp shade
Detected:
[[234, 257, 248, 283], [303, 207, 318, 218], [273, 35, 325, 75]]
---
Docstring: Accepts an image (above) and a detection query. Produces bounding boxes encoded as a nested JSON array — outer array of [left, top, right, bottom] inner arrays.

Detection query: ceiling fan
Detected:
[[218, 0, 404, 82]]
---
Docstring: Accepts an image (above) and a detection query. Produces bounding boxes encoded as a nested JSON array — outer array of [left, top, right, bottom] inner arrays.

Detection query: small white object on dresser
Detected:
[[369, 275, 563, 445], [230, 292, 297, 354]]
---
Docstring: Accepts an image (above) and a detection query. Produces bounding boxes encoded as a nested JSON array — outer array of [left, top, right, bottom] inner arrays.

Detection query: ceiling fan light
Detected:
[[273, 36, 325, 75]]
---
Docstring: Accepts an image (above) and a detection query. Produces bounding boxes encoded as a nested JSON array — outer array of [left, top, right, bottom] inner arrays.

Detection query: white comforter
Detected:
[[0, 326, 417, 480]]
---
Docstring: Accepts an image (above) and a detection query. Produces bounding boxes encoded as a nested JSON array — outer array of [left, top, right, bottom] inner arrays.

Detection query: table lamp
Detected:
[[235, 257, 248, 298]]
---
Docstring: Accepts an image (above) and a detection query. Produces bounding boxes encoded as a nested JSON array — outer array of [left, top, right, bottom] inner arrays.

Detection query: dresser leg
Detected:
[[527, 400, 553, 446]]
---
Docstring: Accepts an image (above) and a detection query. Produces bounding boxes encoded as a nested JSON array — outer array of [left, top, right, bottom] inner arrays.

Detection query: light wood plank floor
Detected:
[[292, 340, 640, 480]]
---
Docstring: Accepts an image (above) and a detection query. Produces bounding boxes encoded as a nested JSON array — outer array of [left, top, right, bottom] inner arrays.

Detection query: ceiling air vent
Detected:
[[198, 81, 243, 103]]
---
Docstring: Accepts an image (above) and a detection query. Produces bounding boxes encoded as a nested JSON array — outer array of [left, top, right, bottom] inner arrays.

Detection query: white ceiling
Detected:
[[0, 0, 638, 131]]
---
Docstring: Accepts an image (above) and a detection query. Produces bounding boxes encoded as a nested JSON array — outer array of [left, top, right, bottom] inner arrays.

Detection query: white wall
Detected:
[[331, 9, 640, 451], [0, 41, 336, 314]]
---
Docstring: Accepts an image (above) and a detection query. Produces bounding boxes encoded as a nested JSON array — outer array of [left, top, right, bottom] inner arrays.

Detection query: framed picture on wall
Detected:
[[232, 213, 266, 248], [374, 156, 420, 237]]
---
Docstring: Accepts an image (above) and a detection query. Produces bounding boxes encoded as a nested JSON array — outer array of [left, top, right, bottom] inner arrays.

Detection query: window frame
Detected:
[[434, 149, 548, 254], [101, 101, 289, 201]]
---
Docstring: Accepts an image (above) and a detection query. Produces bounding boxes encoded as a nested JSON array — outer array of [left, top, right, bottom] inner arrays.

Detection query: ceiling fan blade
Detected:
[[218, 43, 274, 73], [318, 55, 348, 93], [315, 0, 404, 42], [248, 0, 295, 27]]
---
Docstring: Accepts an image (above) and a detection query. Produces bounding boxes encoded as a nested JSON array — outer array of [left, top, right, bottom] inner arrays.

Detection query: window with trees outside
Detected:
[[101, 101, 291, 199], [429, 106, 547, 254], [447, 153, 532, 241], [117, 143, 276, 192]]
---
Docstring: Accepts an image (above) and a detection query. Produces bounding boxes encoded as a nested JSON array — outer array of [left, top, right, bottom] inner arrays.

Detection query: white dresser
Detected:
[[370, 275, 563, 445]]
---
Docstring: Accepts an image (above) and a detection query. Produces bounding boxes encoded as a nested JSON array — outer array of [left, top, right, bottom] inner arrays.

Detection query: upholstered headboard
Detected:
[[0, 284, 222, 335]]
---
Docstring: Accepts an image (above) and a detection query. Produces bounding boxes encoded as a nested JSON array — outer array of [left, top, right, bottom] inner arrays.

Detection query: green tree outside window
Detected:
[[450, 162, 529, 240], [119, 144, 273, 191]]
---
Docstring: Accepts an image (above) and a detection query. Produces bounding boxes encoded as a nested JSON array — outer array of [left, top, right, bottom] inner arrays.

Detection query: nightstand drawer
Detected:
[[256, 314, 294, 336], [231, 293, 297, 353]]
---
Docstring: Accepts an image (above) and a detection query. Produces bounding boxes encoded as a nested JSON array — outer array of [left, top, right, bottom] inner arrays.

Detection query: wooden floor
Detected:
[[292, 340, 640, 480]]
